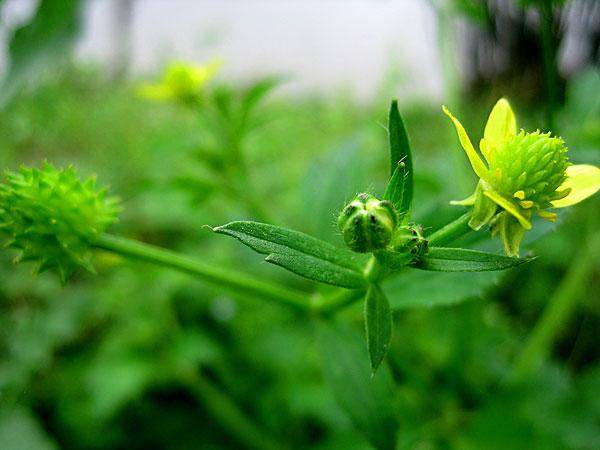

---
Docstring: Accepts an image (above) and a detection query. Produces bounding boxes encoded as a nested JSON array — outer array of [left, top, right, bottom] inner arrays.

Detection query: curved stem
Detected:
[[508, 234, 600, 383], [93, 233, 310, 312], [427, 212, 472, 247], [181, 371, 288, 450]]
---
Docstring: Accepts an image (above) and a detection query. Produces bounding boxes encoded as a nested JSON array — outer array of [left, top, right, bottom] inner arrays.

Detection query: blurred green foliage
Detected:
[[0, 0, 599, 443], [0, 60, 598, 449]]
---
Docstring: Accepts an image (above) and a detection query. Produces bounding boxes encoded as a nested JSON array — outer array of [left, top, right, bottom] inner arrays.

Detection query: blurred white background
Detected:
[[1, 0, 445, 101]]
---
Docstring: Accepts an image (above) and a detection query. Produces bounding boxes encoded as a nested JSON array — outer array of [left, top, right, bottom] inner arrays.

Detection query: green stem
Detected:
[[427, 212, 472, 247], [181, 371, 288, 450], [509, 234, 600, 383], [364, 255, 390, 283], [93, 233, 310, 312], [539, 2, 558, 132]]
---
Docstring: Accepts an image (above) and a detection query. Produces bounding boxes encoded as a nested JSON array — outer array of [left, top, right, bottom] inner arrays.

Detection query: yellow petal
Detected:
[[479, 139, 492, 164], [483, 190, 532, 229], [551, 164, 600, 208], [442, 106, 489, 180], [483, 98, 517, 156]]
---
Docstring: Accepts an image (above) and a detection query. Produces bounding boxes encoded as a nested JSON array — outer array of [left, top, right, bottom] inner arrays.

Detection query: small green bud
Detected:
[[390, 223, 428, 258], [338, 193, 397, 253], [0, 163, 121, 283]]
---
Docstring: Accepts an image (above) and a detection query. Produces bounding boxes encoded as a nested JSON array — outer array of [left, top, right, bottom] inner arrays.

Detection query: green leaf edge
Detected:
[[365, 285, 392, 373], [385, 99, 413, 222], [212, 221, 367, 288], [414, 246, 534, 272]]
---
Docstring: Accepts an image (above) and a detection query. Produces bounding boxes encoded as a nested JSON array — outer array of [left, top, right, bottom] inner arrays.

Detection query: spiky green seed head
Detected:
[[0, 163, 121, 283], [338, 193, 398, 253], [490, 131, 570, 208]]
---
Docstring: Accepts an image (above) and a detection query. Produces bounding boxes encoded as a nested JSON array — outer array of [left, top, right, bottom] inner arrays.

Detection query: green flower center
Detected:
[[489, 130, 569, 208]]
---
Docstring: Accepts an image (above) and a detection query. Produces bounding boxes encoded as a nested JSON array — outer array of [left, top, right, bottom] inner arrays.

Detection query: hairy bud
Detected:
[[338, 193, 397, 253], [390, 223, 428, 257]]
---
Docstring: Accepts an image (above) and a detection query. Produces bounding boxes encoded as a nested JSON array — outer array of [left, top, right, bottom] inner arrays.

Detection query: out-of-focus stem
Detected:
[[539, 2, 558, 132], [313, 289, 367, 316], [181, 371, 288, 450], [431, 0, 473, 195], [509, 234, 600, 383], [93, 233, 310, 312]]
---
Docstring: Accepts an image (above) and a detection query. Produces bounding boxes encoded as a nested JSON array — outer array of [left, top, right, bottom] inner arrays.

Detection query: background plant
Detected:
[[1, 1, 599, 450]]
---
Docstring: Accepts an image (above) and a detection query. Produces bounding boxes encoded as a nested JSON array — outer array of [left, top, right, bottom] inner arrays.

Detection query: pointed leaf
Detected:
[[414, 247, 532, 272], [383, 160, 409, 220], [386, 99, 413, 220], [365, 285, 392, 372], [213, 221, 367, 288], [316, 321, 398, 450]]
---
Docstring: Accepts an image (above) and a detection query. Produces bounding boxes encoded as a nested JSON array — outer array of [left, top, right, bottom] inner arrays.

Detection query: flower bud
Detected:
[[338, 193, 397, 253]]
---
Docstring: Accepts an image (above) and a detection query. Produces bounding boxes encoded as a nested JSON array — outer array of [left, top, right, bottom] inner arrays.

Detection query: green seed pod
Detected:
[[338, 193, 397, 253], [490, 131, 569, 208], [0, 163, 121, 283]]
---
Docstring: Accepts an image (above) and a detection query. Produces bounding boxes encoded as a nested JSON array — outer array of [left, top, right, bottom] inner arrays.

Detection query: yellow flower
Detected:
[[443, 98, 600, 256], [138, 59, 222, 104]]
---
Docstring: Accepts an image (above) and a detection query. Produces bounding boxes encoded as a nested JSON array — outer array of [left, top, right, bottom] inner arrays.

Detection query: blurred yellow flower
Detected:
[[138, 59, 222, 104], [443, 98, 600, 256]]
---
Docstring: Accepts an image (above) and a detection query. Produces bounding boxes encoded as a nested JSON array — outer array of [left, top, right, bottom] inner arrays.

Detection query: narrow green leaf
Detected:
[[414, 247, 532, 272], [265, 253, 366, 289], [365, 285, 392, 373], [238, 76, 282, 133], [241, 77, 281, 116], [213, 221, 367, 288], [316, 321, 398, 450], [382, 160, 408, 217], [385, 99, 413, 220]]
